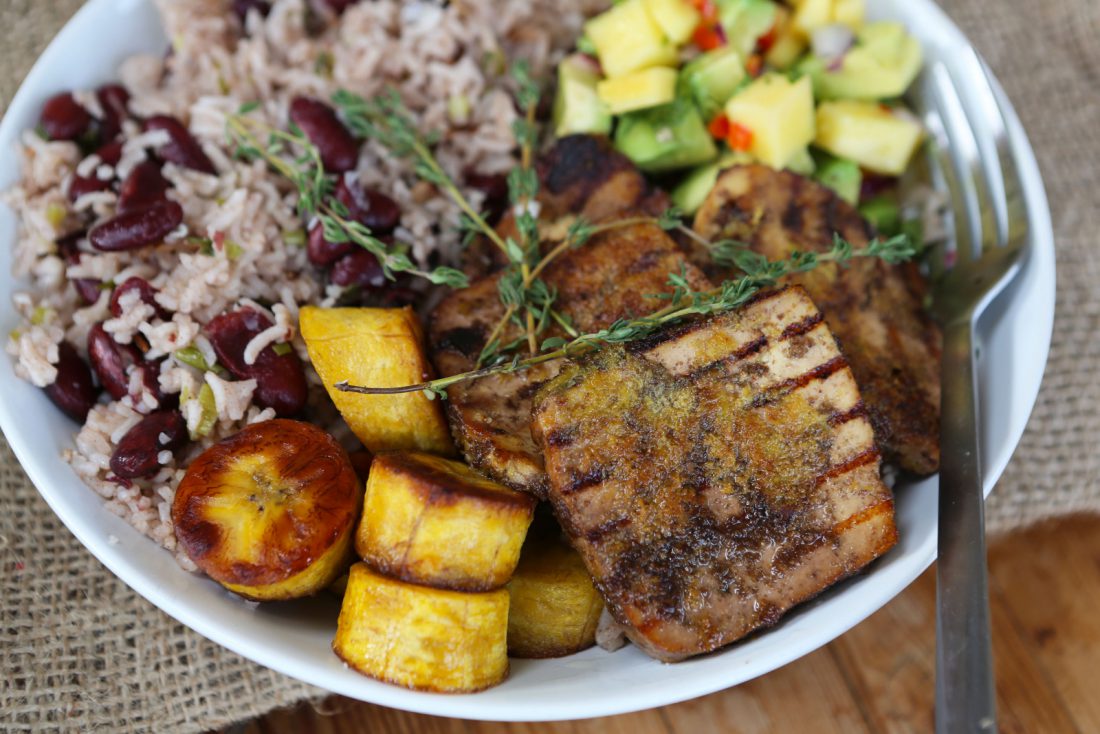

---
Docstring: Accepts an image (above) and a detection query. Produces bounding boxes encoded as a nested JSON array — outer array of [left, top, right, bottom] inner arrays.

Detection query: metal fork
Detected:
[[915, 47, 1032, 734]]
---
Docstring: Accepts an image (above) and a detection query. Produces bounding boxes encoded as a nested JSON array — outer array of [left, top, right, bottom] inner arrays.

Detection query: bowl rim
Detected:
[[0, 0, 1056, 721]]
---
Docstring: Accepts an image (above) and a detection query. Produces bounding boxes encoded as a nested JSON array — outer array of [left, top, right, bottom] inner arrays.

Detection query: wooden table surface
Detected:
[[241, 515, 1100, 734]]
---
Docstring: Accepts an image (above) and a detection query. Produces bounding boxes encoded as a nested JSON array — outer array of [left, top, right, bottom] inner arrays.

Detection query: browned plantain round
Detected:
[[172, 419, 361, 600]]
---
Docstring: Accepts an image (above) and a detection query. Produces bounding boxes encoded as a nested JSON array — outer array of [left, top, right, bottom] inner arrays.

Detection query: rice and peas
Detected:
[[4, 0, 604, 569]]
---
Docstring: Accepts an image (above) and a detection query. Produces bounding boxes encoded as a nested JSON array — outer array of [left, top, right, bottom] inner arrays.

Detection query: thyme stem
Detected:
[[334, 234, 917, 398]]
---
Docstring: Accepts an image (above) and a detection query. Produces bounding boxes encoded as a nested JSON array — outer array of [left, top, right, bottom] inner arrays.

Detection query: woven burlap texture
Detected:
[[1, 0, 1097, 731]]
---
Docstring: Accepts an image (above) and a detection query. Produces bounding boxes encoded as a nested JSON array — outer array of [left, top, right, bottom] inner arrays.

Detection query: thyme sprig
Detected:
[[334, 65, 572, 361], [225, 107, 467, 288], [334, 233, 918, 399]]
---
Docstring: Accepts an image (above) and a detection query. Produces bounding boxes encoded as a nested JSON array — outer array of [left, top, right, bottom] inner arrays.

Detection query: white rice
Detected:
[[4, 0, 606, 566]]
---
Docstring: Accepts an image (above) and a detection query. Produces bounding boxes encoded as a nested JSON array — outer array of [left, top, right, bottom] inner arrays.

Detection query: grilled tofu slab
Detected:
[[430, 220, 711, 498], [531, 286, 898, 662], [467, 134, 671, 276], [693, 165, 941, 475]]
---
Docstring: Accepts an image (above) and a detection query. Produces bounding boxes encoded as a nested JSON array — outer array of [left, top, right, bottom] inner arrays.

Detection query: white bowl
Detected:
[[0, 0, 1055, 721]]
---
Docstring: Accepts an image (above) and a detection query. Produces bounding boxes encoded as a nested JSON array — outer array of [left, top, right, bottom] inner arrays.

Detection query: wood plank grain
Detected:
[[244, 516, 1100, 734], [988, 516, 1100, 734], [657, 647, 872, 734], [831, 539, 1081, 733]]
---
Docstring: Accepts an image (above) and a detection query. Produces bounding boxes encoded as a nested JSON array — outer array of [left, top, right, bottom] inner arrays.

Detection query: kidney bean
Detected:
[[87, 323, 143, 401], [72, 278, 104, 305], [144, 116, 216, 175], [232, 0, 272, 23], [68, 174, 110, 202], [206, 309, 308, 417], [464, 170, 509, 224], [289, 97, 359, 173], [87, 323, 169, 409], [96, 84, 131, 141], [306, 221, 353, 267], [337, 178, 401, 234], [109, 277, 168, 320], [43, 342, 100, 422], [88, 200, 183, 252], [330, 250, 386, 290], [55, 231, 102, 304], [317, 0, 359, 14], [68, 141, 124, 202], [95, 139, 125, 166], [307, 181, 400, 265], [39, 93, 92, 142], [109, 410, 188, 479], [117, 161, 170, 214]]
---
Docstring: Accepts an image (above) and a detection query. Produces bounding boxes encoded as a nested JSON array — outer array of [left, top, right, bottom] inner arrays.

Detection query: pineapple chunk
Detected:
[[357, 451, 536, 592], [333, 563, 509, 692], [585, 0, 677, 78], [725, 74, 815, 169], [792, 0, 832, 37], [597, 67, 678, 115], [643, 0, 702, 45], [792, 0, 864, 35], [299, 306, 454, 456], [815, 101, 924, 175], [507, 529, 605, 658], [833, 0, 865, 28], [553, 55, 612, 137]]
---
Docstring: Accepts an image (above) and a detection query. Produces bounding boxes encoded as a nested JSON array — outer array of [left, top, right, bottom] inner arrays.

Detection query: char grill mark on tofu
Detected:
[[692, 164, 942, 475], [530, 286, 898, 662], [429, 219, 711, 499]]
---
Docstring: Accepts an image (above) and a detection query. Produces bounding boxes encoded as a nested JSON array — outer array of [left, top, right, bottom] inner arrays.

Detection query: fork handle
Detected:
[[936, 317, 998, 733]]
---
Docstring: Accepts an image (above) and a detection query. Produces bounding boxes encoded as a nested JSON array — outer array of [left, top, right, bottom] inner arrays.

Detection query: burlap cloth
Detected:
[[1, 0, 1098, 731]]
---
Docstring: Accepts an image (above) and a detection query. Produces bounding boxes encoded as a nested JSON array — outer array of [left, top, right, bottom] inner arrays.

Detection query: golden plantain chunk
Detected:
[[334, 563, 509, 692], [507, 529, 604, 658], [172, 419, 361, 601], [358, 451, 537, 592], [300, 306, 455, 456]]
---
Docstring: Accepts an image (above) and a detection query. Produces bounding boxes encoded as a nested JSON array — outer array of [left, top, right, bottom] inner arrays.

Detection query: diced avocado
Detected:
[[553, 56, 612, 137], [798, 21, 923, 100], [815, 100, 923, 175], [644, 0, 702, 45], [813, 154, 862, 203], [718, 0, 779, 57], [585, 0, 677, 78], [614, 98, 719, 173], [671, 150, 756, 213], [681, 47, 746, 120], [672, 162, 722, 214], [764, 8, 806, 70], [598, 67, 679, 115], [725, 73, 815, 169], [859, 195, 901, 235], [786, 146, 816, 176]]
